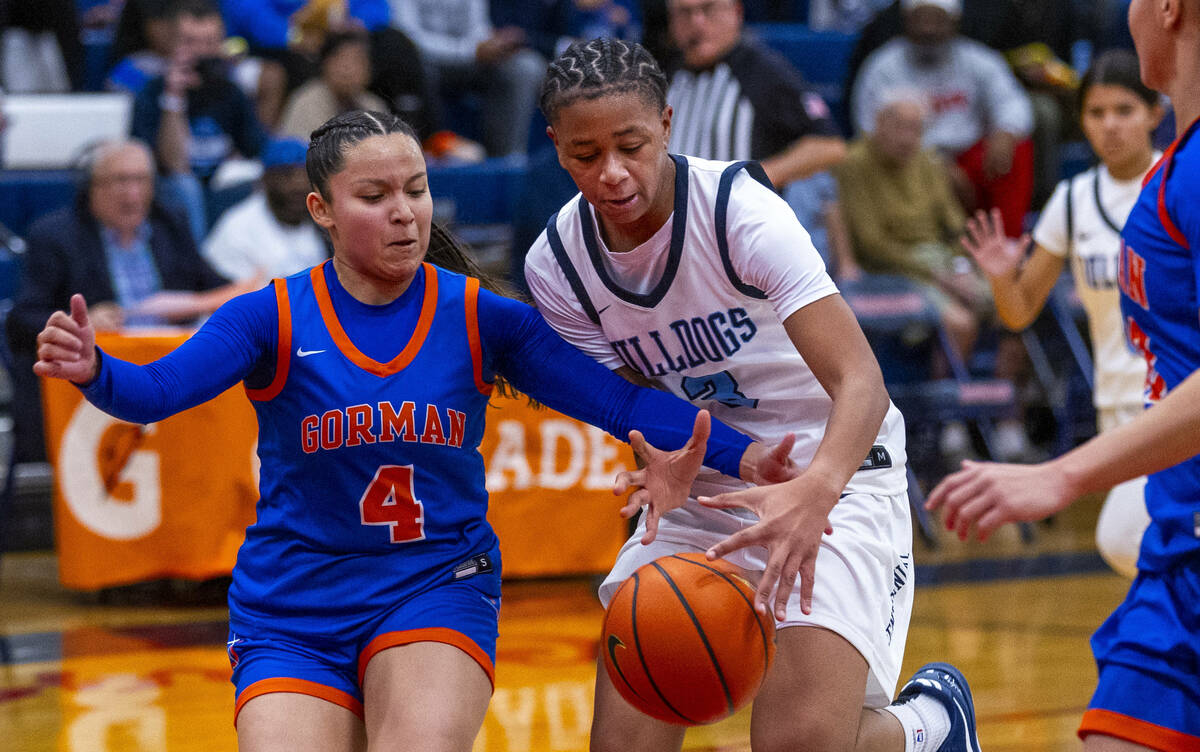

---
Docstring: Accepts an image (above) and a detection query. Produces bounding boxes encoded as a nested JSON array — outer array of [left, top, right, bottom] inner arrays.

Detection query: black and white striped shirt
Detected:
[[667, 40, 839, 163]]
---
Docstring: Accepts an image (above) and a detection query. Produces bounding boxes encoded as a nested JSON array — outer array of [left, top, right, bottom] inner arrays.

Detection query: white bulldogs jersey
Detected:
[[1032, 160, 1158, 412], [526, 155, 907, 501]]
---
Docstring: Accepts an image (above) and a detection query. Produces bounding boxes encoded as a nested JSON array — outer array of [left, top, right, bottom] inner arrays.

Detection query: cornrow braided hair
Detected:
[[539, 37, 668, 124]]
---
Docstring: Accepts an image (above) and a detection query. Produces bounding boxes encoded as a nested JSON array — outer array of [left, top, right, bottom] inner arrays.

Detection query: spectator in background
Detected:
[[220, 0, 436, 137], [836, 91, 976, 351], [107, 0, 176, 94], [665, 0, 847, 188], [391, 0, 546, 157], [837, 89, 1033, 460], [278, 29, 388, 139], [131, 0, 267, 243], [111, 0, 288, 128], [807, 0, 894, 33], [853, 0, 1035, 239], [5, 140, 245, 462], [203, 138, 329, 281]]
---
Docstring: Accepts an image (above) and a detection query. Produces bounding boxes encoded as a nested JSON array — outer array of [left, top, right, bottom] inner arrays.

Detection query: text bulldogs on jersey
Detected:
[[301, 400, 468, 453], [609, 307, 759, 376]]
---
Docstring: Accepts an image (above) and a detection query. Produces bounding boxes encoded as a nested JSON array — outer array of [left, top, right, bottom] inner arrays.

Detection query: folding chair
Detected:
[[841, 274, 1035, 545], [1019, 275, 1097, 458]]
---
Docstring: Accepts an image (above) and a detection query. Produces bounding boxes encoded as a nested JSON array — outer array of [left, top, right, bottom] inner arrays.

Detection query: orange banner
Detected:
[[43, 332, 633, 590]]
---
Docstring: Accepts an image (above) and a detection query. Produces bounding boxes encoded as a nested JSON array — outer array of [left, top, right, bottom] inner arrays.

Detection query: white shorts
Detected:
[[598, 491, 913, 708]]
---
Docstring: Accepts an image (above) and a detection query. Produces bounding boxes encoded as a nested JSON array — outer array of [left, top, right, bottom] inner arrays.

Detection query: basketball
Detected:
[[600, 552, 776, 725]]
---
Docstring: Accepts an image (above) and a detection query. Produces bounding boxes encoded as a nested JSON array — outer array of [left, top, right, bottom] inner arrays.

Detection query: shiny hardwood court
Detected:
[[1, 507, 1129, 752]]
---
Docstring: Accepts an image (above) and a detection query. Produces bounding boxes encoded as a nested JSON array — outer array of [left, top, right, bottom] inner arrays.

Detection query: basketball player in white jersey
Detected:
[[524, 38, 981, 752], [962, 49, 1162, 578]]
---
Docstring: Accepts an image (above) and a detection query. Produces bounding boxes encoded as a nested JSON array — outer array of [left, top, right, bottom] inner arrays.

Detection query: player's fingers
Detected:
[[613, 469, 645, 495], [619, 496, 641, 519], [37, 341, 83, 363], [69, 294, 90, 328], [756, 553, 784, 617], [689, 409, 711, 448], [951, 491, 996, 541], [974, 507, 1010, 542], [773, 554, 803, 620], [627, 429, 648, 460], [641, 505, 661, 545], [697, 489, 759, 514], [705, 525, 761, 563], [768, 433, 795, 465], [925, 465, 973, 510], [797, 552, 817, 615]]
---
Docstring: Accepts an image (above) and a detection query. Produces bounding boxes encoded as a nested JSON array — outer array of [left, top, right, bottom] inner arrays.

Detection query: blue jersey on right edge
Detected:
[[1118, 116, 1200, 573], [1080, 117, 1200, 747]]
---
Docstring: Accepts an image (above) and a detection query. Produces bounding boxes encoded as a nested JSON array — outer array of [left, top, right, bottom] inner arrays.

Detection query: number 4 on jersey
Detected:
[[359, 465, 426, 543]]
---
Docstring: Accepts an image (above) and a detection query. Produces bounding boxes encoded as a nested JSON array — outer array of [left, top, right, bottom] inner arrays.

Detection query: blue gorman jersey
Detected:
[[80, 260, 753, 638], [1118, 116, 1200, 572], [232, 262, 495, 636]]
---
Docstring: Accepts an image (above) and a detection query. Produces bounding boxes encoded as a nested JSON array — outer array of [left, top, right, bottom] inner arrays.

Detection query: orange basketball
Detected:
[[600, 552, 775, 725]]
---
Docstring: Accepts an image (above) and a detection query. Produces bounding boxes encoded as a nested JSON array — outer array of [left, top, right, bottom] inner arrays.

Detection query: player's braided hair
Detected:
[[539, 37, 668, 124]]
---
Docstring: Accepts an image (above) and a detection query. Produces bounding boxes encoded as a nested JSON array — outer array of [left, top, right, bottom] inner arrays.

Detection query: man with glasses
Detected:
[[5, 138, 246, 462]]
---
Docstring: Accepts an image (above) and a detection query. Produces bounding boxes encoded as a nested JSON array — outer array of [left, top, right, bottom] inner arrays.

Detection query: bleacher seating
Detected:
[[747, 23, 857, 131]]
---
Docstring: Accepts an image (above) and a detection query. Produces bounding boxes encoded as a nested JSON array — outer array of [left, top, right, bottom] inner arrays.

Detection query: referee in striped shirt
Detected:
[[665, 0, 847, 188]]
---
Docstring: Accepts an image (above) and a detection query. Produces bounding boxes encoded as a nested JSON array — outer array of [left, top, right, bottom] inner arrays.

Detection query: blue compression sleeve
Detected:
[[476, 289, 752, 478], [80, 286, 278, 424]]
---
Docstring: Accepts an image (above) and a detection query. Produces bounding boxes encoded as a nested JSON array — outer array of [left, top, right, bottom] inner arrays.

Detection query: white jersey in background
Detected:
[[1031, 157, 1159, 418], [525, 154, 912, 706]]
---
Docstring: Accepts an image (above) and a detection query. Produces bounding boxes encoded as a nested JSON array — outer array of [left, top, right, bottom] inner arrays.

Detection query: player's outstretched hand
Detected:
[[926, 458, 1074, 542], [34, 294, 99, 385], [962, 207, 1027, 280], [698, 473, 837, 620], [614, 410, 711, 546]]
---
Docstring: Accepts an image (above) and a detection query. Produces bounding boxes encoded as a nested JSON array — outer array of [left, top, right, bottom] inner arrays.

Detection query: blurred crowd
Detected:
[[0, 0, 1157, 473]]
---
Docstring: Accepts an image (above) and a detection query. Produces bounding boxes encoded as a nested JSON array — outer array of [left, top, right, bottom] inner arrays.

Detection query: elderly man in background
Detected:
[[203, 137, 329, 281], [852, 0, 1034, 238], [836, 90, 1034, 461], [5, 139, 246, 462]]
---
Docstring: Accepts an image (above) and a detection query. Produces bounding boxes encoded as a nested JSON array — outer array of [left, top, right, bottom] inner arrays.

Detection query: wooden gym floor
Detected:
[[1, 493, 1128, 752]]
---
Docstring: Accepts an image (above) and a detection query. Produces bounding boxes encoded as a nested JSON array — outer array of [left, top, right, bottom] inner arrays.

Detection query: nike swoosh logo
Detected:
[[296, 347, 326, 357], [596, 305, 611, 315], [606, 634, 641, 699]]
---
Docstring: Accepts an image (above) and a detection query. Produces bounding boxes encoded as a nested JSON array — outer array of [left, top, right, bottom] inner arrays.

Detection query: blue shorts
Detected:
[[1079, 563, 1200, 749], [227, 567, 501, 724]]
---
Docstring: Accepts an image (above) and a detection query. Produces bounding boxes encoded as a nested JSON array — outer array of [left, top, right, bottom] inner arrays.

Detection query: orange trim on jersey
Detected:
[[245, 279, 292, 401], [233, 677, 364, 727], [1079, 709, 1200, 751], [357, 627, 495, 690], [310, 261, 439, 377], [464, 277, 494, 396]]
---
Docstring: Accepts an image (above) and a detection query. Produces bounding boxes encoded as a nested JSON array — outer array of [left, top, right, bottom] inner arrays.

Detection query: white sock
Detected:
[[883, 693, 951, 752]]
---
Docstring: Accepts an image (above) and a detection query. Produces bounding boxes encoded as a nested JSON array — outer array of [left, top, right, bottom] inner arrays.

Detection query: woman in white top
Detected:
[[961, 49, 1164, 577]]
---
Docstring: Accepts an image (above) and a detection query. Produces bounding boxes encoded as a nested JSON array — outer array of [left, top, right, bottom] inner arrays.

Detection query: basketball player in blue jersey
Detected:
[[31, 110, 798, 752], [524, 38, 981, 752], [929, 0, 1200, 747]]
